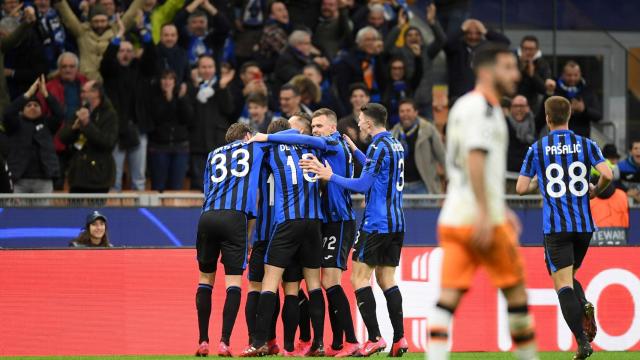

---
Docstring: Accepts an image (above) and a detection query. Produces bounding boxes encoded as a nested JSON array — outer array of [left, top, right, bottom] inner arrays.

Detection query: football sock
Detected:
[[282, 295, 300, 352], [326, 287, 343, 349], [245, 291, 260, 343], [508, 305, 538, 360], [384, 286, 404, 342], [196, 284, 213, 343], [252, 291, 277, 347], [220, 286, 241, 346], [308, 288, 326, 347], [327, 285, 358, 344], [298, 289, 311, 342], [269, 291, 281, 341], [427, 302, 454, 360], [355, 286, 381, 341], [573, 278, 587, 307], [557, 286, 586, 341]]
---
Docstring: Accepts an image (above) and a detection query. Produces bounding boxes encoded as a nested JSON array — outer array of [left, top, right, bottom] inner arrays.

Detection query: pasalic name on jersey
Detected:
[[545, 142, 582, 156]]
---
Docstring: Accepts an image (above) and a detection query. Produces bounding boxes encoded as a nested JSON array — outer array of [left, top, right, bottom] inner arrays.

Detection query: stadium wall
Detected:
[[1, 208, 639, 247], [0, 247, 639, 355]]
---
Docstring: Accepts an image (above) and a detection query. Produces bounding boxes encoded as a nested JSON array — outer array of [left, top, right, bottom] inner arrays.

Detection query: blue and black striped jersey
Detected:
[[520, 129, 605, 234], [254, 165, 274, 242], [361, 131, 405, 233], [267, 143, 324, 223], [202, 141, 269, 216]]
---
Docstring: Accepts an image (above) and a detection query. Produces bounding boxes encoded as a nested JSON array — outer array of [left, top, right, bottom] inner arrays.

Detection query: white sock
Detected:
[[509, 310, 539, 360], [427, 304, 453, 360]]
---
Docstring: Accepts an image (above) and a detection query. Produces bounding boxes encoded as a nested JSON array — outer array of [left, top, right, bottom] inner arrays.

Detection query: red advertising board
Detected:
[[0, 247, 638, 356]]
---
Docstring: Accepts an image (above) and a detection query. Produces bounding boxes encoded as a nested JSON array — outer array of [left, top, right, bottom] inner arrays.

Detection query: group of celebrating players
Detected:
[[193, 43, 612, 360]]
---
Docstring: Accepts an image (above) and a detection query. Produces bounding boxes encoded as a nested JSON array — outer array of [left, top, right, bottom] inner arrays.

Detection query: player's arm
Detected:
[[516, 175, 538, 195], [468, 149, 493, 250], [343, 134, 367, 165], [299, 156, 375, 193], [249, 132, 327, 151]]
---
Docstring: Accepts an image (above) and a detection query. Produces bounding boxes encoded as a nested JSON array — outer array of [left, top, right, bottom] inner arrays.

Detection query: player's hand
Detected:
[[249, 133, 268, 143], [589, 183, 597, 199], [342, 134, 358, 151], [505, 208, 522, 237], [545, 79, 556, 94], [471, 209, 492, 253], [299, 157, 333, 181]]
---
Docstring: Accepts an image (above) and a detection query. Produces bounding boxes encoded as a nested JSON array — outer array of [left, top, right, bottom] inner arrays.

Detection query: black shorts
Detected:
[[322, 220, 356, 270], [248, 240, 303, 283], [265, 219, 322, 269], [352, 231, 404, 267], [196, 210, 248, 275], [543, 232, 592, 274]]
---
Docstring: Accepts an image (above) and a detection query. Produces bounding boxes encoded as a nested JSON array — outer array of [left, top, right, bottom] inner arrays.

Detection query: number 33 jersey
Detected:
[[203, 141, 270, 217], [520, 129, 605, 234], [439, 91, 508, 227]]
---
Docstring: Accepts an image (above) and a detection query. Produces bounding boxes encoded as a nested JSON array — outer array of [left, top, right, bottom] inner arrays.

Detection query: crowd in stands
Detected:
[[0, 0, 637, 202]]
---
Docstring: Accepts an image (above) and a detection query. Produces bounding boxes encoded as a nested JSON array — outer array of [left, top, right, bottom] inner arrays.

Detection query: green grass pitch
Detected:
[[4, 352, 639, 359]]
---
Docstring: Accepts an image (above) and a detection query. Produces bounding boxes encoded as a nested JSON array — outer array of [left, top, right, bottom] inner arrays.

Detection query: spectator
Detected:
[[391, 99, 446, 194], [58, 80, 118, 193], [540, 60, 602, 138], [33, 0, 67, 72], [100, 16, 157, 192], [282, 0, 321, 30], [174, 0, 231, 66], [337, 82, 370, 175], [97, 0, 116, 20], [333, 26, 386, 111], [386, 3, 446, 119], [1, 0, 21, 18], [232, 0, 267, 64], [290, 74, 321, 111], [156, 23, 189, 84], [69, 210, 112, 247], [237, 92, 277, 134], [506, 95, 535, 172], [187, 55, 235, 190], [53, 0, 145, 81], [274, 30, 329, 92], [313, 0, 351, 61], [434, 0, 471, 37], [277, 83, 311, 118], [516, 35, 553, 115], [590, 180, 629, 246], [303, 63, 345, 117], [141, 0, 187, 43], [443, 18, 509, 104], [618, 139, 640, 183], [3, 75, 62, 193], [354, 3, 392, 39], [229, 60, 269, 121], [383, 56, 422, 128], [147, 69, 193, 192], [0, 6, 35, 116], [256, 0, 291, 73]]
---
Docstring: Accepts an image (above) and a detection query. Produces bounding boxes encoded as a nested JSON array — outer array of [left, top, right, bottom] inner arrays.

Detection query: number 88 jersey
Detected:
[[203, 141, 270, 217], [520, 129, 606, 234]]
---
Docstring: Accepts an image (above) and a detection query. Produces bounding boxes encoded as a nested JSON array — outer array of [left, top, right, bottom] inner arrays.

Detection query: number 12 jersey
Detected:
[[520, 129, 605, 234]]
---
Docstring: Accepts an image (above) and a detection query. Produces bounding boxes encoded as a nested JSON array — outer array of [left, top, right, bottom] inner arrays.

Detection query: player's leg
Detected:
[[321, 221, 359, 356], [483, 224, 538, 360], [301, 220, 326, 355], [281, 279, 301, 354], [194, 211, 219, 356], [544, 233, 591, 358], [572, 233, 596, 343], [427, 226, 477, 360], [219, 274, 242, 355], [297, 288, 312, 347], [245, 281, 261, 344]]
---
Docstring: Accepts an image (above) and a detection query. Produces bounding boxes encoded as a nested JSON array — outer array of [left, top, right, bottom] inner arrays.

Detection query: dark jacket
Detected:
[[273, 45, 314, 91], [156, 44, 190, 84], [147, 87, 194, 147], [100, 37, 157, 149], [188, 83, 235, 153], [333, 49, 388, 111], [382, 54, 423, 128], [58, 99, 118, 189], [4, 27, 48, 100], [0, 22, 32, 118], [443, 29, 510, 104], [3, 95, 63, 181], [516, 50, 552, 113]]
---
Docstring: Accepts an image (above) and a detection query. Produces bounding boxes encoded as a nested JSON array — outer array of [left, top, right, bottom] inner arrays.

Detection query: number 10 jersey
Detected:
[[520, 129, 605, 234]]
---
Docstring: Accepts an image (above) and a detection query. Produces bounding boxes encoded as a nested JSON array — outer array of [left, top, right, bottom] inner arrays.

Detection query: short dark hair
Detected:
[[360, 103, 387, 127], [240, 61, 260, 75], [197, 54, 215, 66], [472, 43, 512, 73], [311, 108, 337, 124], [291, 112, 312, 134], [188, 9, 207, 20], [161, 23, 177, 31], [544, 96, 572, 126], [303, 62, 322, 75], [630, 139, 640, 150], [563, 60, 580, 71], [280, 83, 300, 96], [398, 98, 416, 110], [349, 82, 370, 97], [246, 92, 268, 107], [268, 0, 285, 15], [225, 123, 252, 143], [267, 118, 290, 134], [520, 35, 539, 47]]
